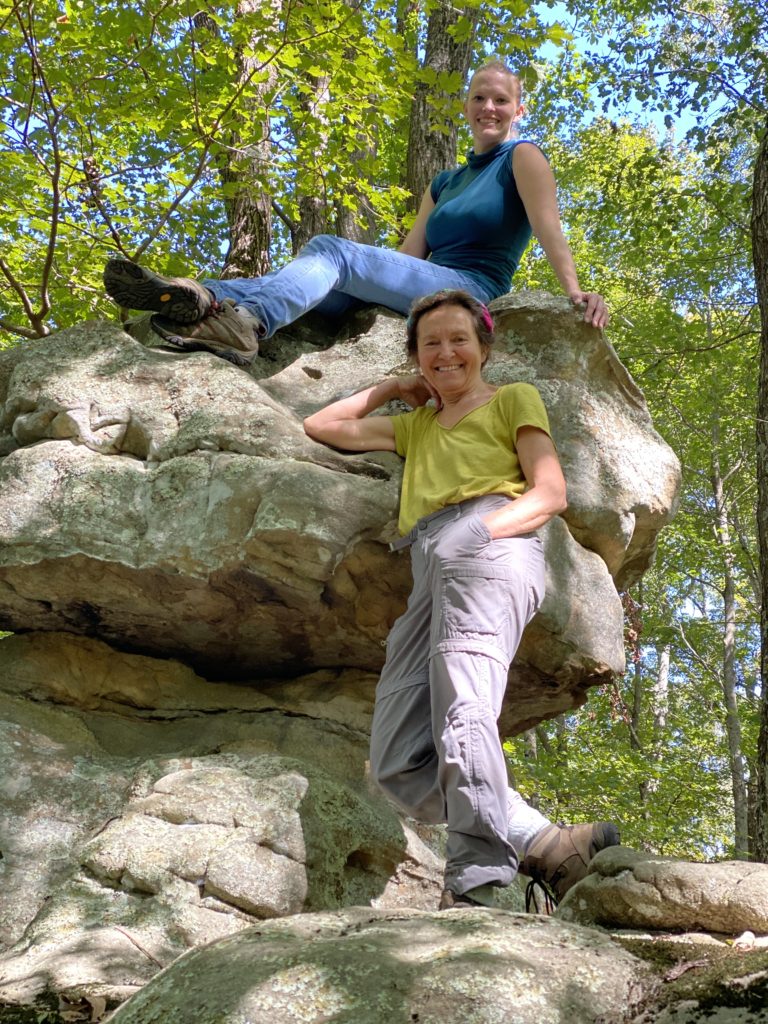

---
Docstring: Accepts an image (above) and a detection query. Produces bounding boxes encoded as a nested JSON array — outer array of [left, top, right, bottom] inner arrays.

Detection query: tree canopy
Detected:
[[1, 0, 766, 859]]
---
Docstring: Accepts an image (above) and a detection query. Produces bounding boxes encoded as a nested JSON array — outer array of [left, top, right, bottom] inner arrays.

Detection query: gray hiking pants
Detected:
[[370, 494, 547, 895]]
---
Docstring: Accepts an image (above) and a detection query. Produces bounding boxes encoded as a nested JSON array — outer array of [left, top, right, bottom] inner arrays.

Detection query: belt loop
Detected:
[[389, 530, 415, 553]]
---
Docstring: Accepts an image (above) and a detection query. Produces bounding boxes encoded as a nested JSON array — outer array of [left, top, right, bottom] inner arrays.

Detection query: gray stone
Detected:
[[0, 295, 680, 730], [489, 292, 680, 588], [0, 297, 682, 1014], [0, 647, 450, 1003], [619, 934, 768, 1024], [558, 847, 768, 934], [105, 907, 648, 1024]]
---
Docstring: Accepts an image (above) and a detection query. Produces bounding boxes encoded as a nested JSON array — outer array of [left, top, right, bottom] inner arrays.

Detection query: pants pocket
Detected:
[[439, 563, 520, 645]]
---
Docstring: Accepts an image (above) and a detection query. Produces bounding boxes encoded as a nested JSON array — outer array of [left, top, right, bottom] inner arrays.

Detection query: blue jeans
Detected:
[[203, 234, 493, 339]]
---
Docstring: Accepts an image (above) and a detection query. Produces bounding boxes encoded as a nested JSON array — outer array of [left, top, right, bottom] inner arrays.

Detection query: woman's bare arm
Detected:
[[512, 144, 609, 329], [303, 376, 436, 452], [480, 426, 567, 538], [398, 188, 436, 259]]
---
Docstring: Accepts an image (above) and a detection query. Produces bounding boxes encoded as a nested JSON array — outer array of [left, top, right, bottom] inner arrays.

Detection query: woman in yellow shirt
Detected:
[[304, 289, 618, 909]]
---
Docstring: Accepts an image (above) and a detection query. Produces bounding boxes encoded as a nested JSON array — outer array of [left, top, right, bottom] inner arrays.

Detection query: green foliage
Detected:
[[510, 68, 759, 856], [0, 0, 763, 858], [506, 676, 737, 857], [0, 0, 574, 337]]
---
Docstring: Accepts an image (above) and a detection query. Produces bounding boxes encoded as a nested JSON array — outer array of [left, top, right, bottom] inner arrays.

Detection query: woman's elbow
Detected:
[[303, 416, 325, 443], [550, 481, 568, 517], [557, 481, 568, 515]]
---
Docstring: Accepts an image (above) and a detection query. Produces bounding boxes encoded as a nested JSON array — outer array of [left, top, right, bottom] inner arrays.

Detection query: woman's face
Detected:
[[463, 69, 523, 153], [416, 305, 488, 397]]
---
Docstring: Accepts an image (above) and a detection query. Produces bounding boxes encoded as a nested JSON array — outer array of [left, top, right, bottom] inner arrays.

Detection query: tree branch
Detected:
[[0, 316, 46, 340], [271, 197, 298, 233]]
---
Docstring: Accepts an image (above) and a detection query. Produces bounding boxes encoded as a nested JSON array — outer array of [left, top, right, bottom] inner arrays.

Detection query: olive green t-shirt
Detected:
[[390, 382, 551, 535]]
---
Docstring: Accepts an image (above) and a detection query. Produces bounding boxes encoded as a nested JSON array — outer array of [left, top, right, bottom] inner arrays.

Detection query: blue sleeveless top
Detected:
[[425, 140, 537, 299]]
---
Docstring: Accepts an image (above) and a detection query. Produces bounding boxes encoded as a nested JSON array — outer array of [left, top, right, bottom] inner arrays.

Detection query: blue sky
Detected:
[[532, 1, 700, 139]]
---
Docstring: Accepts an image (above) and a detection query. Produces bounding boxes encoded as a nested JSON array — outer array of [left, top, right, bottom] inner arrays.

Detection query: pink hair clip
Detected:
[[480, 305, 494, 333]]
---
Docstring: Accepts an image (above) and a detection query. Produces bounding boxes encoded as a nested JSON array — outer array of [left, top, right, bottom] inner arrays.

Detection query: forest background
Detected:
[[1, 0, 767, 861]]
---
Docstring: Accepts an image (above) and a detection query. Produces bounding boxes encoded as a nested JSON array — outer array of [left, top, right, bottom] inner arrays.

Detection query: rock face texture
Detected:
[[558, 847, 768, 934], [0, 294, 680, 731], [0, 632, 450, 1005], [105, 908, 648, 1024], [0, 295, 689, 1021]]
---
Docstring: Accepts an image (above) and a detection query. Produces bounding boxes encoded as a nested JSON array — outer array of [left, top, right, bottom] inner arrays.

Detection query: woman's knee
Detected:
[[300, 233, 345, 258], [370, 763, 445, 824]]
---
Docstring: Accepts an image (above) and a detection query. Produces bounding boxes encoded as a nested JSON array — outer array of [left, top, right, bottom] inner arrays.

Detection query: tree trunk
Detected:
[[639, 644, 669, 836], [293, 71, 333, 253], [293, 0, 378, 252], [523, 728, 540, 809], [631, 656, 643, 751], [711, 372, 750, 858], [335, 175, 377, 245], [215, 0, 279, 279], [753, 120, 768, 862], [404, 6, 476, 212]]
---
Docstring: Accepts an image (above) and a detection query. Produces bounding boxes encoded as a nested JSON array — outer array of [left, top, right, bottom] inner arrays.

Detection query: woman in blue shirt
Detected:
[[104, 61, 609, 348]]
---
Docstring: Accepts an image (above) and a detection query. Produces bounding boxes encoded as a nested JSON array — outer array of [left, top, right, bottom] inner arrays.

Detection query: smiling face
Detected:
[[463, 68, 524, 154], [416, 304, 489, 399]]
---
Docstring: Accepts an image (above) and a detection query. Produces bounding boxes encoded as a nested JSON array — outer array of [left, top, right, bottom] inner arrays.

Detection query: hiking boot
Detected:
[[439, 884, 497, 910], [149, 300, 260, 362], [520, 821, 620, 909], [232, 303, 265, 337], [123, 300, 260, 366], [104, 259, 214, 324]]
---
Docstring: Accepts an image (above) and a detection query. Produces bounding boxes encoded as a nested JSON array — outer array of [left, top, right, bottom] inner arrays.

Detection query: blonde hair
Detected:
[[467, 60, 522, 104]]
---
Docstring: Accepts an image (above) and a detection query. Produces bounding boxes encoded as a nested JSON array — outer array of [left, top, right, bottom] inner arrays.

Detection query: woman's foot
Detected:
[[104, 259, 214, 324], [520, 821, 620, 907], [439, 883, 497, 910], [148, 299, 260, 363]]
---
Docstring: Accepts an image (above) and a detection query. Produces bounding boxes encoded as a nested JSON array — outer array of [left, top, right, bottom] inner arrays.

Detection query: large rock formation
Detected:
[[105, 908, 649, 1024], [0, 632, 449, 1005], [0, 295, 689, 1021], [0, 293, 680, 731]]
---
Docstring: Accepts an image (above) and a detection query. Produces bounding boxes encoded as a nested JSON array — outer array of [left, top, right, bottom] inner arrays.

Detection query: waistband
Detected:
[[388, 494, 512, 553]]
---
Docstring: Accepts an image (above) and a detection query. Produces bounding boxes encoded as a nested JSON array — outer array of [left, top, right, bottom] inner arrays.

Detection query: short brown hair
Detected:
[[405, 289, 495, 358]]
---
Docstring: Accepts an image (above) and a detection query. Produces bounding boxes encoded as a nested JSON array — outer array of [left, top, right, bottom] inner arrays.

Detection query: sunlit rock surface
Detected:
[[0, 294, 680, 723]]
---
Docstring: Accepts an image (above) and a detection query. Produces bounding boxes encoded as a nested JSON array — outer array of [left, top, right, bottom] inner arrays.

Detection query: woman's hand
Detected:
[[396, 373, 442, 410], [513, 145, 609, 330], [569, 290, 610, 329]]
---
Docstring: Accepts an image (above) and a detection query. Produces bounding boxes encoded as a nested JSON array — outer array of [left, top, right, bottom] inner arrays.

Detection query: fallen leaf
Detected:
[[88, 995, 108, 1021]]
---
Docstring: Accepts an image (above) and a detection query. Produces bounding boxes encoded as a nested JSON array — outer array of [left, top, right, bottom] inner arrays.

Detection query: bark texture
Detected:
[[215, 0, 279, 279], [711, 414, 750, 859], [292, 0, 378, 253], [292, 71, 333, 253], [404, 6, 476, 212], [753, 122, 768, 863]]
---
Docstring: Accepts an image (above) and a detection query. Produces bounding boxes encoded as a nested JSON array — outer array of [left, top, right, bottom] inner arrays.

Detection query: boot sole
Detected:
[[104, 260, 207, 324]]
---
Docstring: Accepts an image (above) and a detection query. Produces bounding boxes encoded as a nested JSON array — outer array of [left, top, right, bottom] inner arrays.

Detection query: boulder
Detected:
[[105, 907, 648, 1024], [0, 635, 449, 1003], [0, 295, 682, 1015], [557, 847, 768, 935], [489, 292, 680, 587], [0, 295, 681, 729]]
